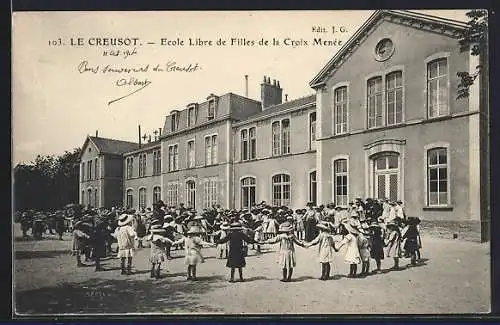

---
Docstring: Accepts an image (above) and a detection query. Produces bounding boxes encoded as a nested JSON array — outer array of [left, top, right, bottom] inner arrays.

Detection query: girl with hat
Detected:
[[357, 223, 371, 276], [171, 225, 215, 281], [265, 215, 278, 240], [262, 222, 305, 282], [216, 222, 258, 283], [294, 209, 305, 240], [112, 214, 138, 275], [213, 222, 230, 259], [252, 220, 264, 254], [368, 220, 385, 273], [72, 219, 92, 267], [385, 221, 402, 270], [145, 223, 175, 279], [401, 217, 421, 266], [304, 222, 338, 280], [336, 220, 361, 278]]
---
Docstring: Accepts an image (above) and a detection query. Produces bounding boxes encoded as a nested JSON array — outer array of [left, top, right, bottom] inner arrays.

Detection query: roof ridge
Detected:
[[89, 136, 138, 144]]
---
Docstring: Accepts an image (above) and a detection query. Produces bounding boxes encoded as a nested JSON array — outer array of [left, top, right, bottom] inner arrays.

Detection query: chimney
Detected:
[[245, 75, 249, 97], [95, 130, 98, 137], [285, 94, 288, 102], [138, 125, 142, 148], [260, 76, 283, 110]]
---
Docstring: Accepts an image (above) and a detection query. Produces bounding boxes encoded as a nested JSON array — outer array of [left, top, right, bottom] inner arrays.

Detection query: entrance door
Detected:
[[186, 180, 196, 209], [374, 153, 399, 201]]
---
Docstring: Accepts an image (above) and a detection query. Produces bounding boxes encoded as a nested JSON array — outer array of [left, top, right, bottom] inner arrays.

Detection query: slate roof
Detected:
[[89, 136, 139, 155], [237, 94, 316, 123]]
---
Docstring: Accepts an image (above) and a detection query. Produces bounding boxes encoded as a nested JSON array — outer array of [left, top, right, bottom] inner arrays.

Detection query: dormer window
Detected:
[[208, 100, 215, 120], [187, 104, 197, 126], [171, 111, 179, 132]]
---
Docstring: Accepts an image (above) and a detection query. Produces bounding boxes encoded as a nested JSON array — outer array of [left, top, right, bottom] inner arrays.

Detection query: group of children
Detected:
[[107, 205, 422, 282]]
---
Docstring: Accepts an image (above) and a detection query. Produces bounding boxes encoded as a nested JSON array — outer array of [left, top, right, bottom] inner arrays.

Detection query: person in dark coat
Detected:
[[402, 217, 421, 266], [55, 212, 66, 240], [217, 222, 258, 282], [368, 220, 385, 273], [91, 218, 108, 271], [304, 203, 319, 242]]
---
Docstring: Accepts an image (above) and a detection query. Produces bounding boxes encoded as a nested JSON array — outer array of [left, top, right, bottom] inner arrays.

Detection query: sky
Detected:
[[12, 10, 469, 165]]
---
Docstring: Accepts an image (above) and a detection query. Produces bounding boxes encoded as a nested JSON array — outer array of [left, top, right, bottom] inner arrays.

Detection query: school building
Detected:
[[78, 10, 490, 240]]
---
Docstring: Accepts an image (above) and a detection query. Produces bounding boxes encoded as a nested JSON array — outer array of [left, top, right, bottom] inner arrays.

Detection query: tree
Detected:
[[13, 148, 82, 212], [457, 9, 488, 99]]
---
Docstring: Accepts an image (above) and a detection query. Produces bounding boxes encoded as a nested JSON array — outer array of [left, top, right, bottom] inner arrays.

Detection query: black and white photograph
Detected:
[[12, 9, 490, 315]]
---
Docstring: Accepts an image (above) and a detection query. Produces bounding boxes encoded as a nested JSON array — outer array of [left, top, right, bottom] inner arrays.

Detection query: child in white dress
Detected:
[[305, 222, 338, 280], [336, 220, 361, 278]]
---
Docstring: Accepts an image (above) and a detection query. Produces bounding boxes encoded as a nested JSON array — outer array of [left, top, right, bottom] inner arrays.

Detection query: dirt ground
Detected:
[[13, 224, 490, 315]]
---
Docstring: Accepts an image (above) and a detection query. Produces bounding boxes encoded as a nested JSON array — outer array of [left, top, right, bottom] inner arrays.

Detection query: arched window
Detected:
[[272, 174, 291, 207], [126, 189, 134, 209], [427, 58, 449, 118], [81, 190, 85, 205], [241, 177, 256, 210], [139, 188, 147, 210], [94, 188, 98, 208], [87, 189, 92, 207], [153, 186, 161, 205], [427, 147, 449, 205]]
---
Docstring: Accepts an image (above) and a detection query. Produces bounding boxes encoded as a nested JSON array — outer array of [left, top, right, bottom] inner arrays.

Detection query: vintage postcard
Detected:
[[12, 9, 490, 315]]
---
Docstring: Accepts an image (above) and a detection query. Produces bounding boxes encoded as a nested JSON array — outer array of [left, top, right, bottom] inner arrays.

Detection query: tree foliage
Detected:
[[457, 9, 488, 99], [14, 148, 82, 212]]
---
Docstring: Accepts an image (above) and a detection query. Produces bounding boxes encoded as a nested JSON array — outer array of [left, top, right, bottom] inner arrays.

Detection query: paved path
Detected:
[[13, 224, 490, 315]]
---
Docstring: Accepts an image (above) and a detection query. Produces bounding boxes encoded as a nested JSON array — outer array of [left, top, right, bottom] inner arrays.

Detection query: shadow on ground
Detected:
[[15, 250, 71, 260], [15, 274, 226, 314]]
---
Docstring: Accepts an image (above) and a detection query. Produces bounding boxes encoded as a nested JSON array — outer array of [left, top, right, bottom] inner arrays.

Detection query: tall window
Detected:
[[167, 182, 179, 207], [310, 112, 317, 150], [188, 106, 197, 126], [334, 159, 348, 206], [171, 112, 179, 131], [139, 188, 147, 210], [153, 186, 161, 205], [427, 59, 449, 118], [203, 178, 217, 209], [427, 147, 448, 205], [186, 180, 196, 209], [87, 189, 92, 207], [309, 171, 317, 205], [168, 145, 178, 171], [81, 190, 85, 205], [126, 189, 133, 209], [282, 119, 290, 154], [81, 162, 85, 182], [241, 129, 248, 161], [94, 188, 98, 208], [94, 158, 99, 179], [367, 76, 383, 129], [88, 160, 93, 180], [138, 153, 147, 177], [205, 135, 217, 165], [126, 157, 133, 179], [272, 174, 291, 207], [374, 153, 399, 201], [386, 71, 403, 125], [249, 127, 256, 159], [153, 150, 161, 175], [241, 177, 256, 210], [334, 86, 348, 134], [272, 121, 281, 156], [208, 100, 215, 120], [187, 140, 195, 168]]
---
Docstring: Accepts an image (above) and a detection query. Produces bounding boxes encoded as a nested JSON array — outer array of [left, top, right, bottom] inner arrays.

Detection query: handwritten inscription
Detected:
[[76, 60, 201, 105]]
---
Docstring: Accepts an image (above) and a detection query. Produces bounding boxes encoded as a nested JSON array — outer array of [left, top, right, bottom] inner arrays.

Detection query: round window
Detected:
[[374, 38, 395, 62]]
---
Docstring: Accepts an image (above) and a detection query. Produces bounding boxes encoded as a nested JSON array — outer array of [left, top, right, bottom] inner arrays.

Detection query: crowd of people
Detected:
[[17, 198, 423, 282]]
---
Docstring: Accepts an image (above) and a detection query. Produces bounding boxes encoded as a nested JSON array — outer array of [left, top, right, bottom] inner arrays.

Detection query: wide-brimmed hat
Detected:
[[186, 225, 203, 235], [406, 216, 421, 225], [118, 214, 133, 226], [279, 223, 294, 233], [316, 222, 331, 232], [150, 224, 167, 234], [229, 222, 243, 231], [342, 220, 360, 235]]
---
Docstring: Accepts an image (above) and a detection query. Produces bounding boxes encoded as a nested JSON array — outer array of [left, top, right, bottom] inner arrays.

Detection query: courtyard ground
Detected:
[[13, 224, 490, 315]]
